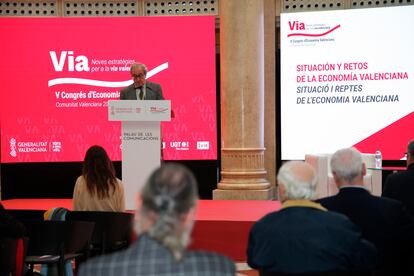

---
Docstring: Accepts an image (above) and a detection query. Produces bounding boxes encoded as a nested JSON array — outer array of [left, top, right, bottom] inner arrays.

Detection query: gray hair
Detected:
[[139, 163, 198, 260], [130, 62, 148, 75], [330, 147, 363, 184], [277, 161, 317, 200]]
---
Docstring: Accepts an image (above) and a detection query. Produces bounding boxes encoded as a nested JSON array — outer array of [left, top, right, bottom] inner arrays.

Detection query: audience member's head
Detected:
[[277, 161, 317, 202], [406, 139, 414, 166], [136, 163, 198, 260], [82, 145, 117, 198], [330, 147, 366, 187], [77, 162, 235, 275]]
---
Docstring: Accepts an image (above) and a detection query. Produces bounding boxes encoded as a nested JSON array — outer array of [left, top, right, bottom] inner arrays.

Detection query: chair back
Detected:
[[23, 221, 68, 256], [66, 211, 134, 255], [7, 209, 46, 221], [22, 220, 94, 255], [66, 220, 95, 257], [22, 220, 94, 276]]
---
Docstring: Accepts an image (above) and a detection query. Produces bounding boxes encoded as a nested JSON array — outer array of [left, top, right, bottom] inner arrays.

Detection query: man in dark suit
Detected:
[[120, 62, 164, 100], [78, 163, 235, 276], [317, 147, 414, 276], [383, 139, 414, 216], [247, 161, 377, 275]]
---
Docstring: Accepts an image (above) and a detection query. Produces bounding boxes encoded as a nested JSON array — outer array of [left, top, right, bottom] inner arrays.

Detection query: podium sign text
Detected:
[[108, 100, 171, 210]]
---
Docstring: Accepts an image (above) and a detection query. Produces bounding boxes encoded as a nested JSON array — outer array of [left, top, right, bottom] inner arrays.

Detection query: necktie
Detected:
[[139, 88, 144, 100], [135, 87, 144, 100]]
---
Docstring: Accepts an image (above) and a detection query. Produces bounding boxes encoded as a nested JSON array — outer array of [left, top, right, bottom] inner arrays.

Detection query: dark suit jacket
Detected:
[[317, 187, 414, 276], [383, 163, 414, 216], [120, 81, 164, 100], [247, 202, 377, 275], [79, 233, 235, 276]]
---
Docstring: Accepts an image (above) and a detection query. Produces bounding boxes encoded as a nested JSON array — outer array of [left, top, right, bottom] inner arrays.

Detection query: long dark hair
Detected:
[[82, 145, 117, 199]]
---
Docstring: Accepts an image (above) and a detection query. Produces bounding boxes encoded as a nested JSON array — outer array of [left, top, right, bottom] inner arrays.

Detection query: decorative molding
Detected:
[[218, 148, 270, 190], [221, 148, 265, 171]]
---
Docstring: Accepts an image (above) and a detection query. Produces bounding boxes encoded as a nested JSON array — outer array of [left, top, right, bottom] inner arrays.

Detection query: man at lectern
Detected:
[[120, 62, 164, 100]]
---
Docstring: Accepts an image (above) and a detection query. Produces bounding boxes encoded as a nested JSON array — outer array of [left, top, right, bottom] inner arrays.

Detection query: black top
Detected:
[[247, 203, 377, 274], [383, 163, 414, 216], [318, 187, 414, 275]]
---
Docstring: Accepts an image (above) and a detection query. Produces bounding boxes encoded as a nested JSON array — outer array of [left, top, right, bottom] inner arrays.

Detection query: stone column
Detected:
[[213, 0, 273, 200], [264, 0, 277, 191]]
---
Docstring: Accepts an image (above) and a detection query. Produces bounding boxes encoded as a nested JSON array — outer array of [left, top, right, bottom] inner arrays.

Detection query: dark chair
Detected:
[[22, 220, 94, 276], [0, 237, 28, 276], [66, 211, 134, 255], [7, 209, 46, 221]]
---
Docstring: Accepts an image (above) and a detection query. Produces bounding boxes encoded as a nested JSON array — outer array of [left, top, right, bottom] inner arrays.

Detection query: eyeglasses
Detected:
[[132, 73, 145, 79]]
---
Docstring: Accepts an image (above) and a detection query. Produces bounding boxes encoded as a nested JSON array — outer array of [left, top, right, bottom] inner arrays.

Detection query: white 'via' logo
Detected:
[[50, 51, 90, 72]]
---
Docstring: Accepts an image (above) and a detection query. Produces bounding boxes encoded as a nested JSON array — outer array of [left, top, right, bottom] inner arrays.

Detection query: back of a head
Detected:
[[277, 161, 317, 201], [82, 145, 116, 198], [83, 145, 113, 173], [330, 147, 364, 185], [139, 163, 198, 260]]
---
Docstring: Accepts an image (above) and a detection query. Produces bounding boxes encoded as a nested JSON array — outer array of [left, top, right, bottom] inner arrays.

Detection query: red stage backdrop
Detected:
[[0, 16, 217, 163]]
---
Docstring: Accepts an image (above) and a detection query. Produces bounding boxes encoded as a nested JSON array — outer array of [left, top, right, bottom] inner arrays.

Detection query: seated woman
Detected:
[[73, 145, 125, 212]]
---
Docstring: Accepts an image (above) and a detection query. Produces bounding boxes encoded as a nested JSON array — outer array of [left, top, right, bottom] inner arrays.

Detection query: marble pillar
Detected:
[[213, 0, 273, 200], [264, 0, 277, 191]]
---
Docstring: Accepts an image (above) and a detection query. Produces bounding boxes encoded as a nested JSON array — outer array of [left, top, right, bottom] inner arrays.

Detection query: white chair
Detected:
[[305, 153, 382, 199]]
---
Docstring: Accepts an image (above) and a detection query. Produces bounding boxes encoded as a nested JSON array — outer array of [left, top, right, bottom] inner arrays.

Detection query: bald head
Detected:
[[330, 147, 365, 186], [277, 161, 317, 202]]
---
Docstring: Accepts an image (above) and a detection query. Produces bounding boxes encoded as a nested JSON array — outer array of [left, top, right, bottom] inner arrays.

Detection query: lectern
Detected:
[[108, 100, 171, 210]]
